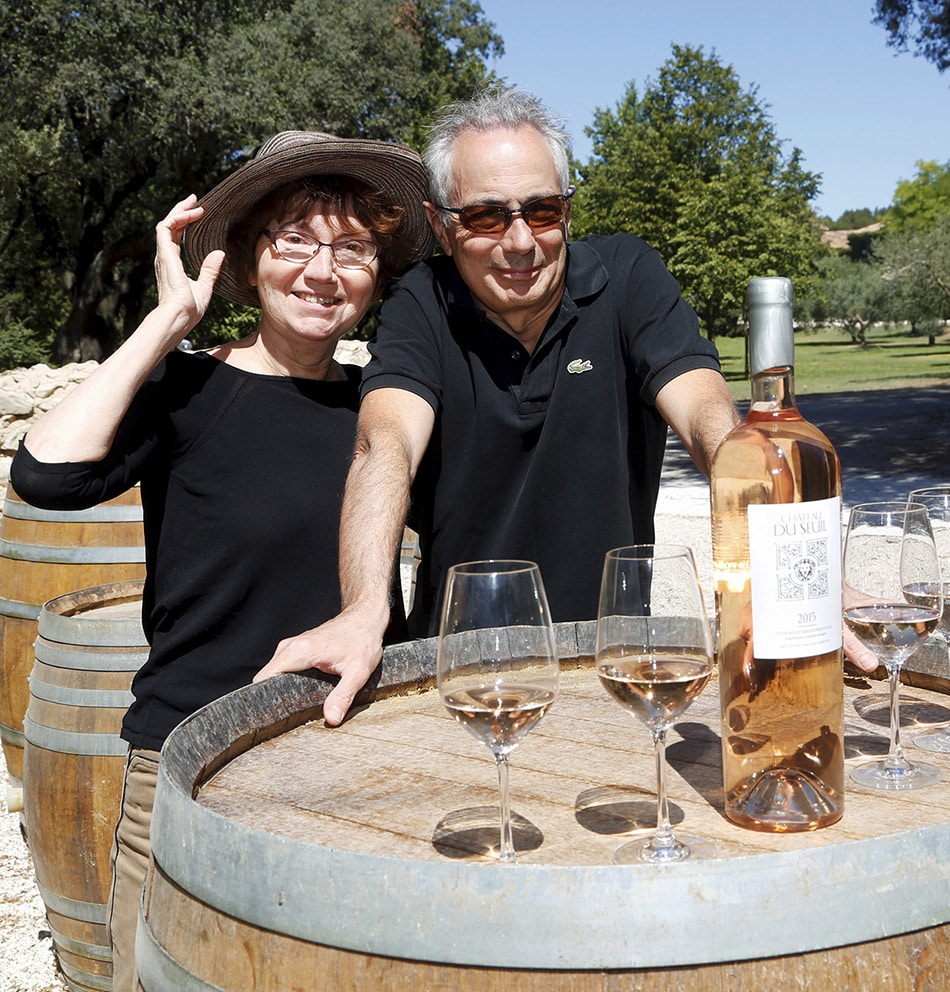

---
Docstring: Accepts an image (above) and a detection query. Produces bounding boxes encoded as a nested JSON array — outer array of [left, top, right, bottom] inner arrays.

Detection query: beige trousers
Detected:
[[107, 747, 160, 992]]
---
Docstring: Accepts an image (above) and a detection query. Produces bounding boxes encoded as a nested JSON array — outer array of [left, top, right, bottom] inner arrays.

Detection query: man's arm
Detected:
[[658, 368, 879, 674], [254, 387, 435, 725], [655, 367, 740, 477]]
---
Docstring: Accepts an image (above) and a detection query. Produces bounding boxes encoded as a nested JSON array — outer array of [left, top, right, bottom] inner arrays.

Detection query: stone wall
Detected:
[[0, 362, 98, 492]]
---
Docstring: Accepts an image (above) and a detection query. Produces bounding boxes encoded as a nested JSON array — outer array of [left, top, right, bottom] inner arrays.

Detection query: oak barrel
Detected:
[[24, 580, 148, 992], [0, 483, 146, 791], [137, 624, 950, 991]]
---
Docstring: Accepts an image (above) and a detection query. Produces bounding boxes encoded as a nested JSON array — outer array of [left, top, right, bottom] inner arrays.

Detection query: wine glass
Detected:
[[907, 486, 950, 752], [436, 560, 558, 863], [595, 544, 715, 864], [843, 501, 943, 789]]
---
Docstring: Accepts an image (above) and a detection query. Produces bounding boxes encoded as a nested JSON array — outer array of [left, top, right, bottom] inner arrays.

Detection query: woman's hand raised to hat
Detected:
[[18, 196, 225, 464], [153, 195, 225, 341]]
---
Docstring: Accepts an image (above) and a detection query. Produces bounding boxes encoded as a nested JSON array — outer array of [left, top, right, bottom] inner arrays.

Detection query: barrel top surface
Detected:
[[38, 580, 147, 646], [197, 664, 950, 862], [151, 632, 950, 971]]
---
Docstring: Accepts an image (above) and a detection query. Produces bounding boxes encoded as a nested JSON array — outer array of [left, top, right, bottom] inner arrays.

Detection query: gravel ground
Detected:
[[0, 774, 67, 992]]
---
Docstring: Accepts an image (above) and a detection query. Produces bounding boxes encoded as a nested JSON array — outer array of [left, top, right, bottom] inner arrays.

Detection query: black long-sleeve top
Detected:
[[11, 350, 398, 750]]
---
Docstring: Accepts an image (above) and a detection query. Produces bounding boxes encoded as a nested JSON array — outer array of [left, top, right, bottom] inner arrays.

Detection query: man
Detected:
[[255, 88, 741, 719]]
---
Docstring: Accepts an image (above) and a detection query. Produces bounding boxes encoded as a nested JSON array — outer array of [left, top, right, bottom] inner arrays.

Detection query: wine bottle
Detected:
[[710, 277, 844, 832]]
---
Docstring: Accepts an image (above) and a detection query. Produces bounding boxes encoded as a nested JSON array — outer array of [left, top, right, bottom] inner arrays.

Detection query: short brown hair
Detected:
[[228, 176, 407, 292]]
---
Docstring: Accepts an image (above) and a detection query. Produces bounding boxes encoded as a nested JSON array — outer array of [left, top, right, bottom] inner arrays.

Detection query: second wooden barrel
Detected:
[[138, 626, 950, 991], [0, 483, 146, 790], [24, 580, 148, 992]]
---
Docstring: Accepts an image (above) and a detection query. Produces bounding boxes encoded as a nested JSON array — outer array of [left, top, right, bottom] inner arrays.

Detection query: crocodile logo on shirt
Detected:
[[567, 358, 593, 374]]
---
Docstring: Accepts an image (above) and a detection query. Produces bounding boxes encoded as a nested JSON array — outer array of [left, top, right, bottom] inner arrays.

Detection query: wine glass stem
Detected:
[[494, 753, 515, 862], [885, 664, 910, 771], [651, 728, 675, 850]]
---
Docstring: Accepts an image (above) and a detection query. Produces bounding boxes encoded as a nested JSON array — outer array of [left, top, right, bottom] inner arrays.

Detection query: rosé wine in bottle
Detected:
[[710, 277, 844, 832]]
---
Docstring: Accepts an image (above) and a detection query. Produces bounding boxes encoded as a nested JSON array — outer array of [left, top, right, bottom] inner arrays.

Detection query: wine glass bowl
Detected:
[[437, 560, 558, 862], [595, 544, 715, 864], [907, 486, 950, 753], [843, 501, 943, 790]]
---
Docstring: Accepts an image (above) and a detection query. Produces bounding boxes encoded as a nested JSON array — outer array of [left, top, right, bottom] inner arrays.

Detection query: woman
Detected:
[[10, 130, 433, 992]]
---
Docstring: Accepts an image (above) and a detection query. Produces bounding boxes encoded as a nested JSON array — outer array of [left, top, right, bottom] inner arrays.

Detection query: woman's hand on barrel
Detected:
[[253, 609, 384, 726], [153, 195, 225, 341]]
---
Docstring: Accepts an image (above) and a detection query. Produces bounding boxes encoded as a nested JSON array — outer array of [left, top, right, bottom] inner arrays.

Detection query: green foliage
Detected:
[[0, 0, 503, 363], [885, 160, 950, 232], [807, 255, 891, 345], [184, 298, 259, 352], [0, 308, 54, 369], [828, 207, 886, 230], [812, 209, 950, 345], [572, 45, 825, 340], [876, 214, 950, 339], [874, 0, 950, 72]]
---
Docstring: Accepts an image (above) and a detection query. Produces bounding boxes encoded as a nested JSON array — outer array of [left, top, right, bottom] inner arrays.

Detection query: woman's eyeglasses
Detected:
[[434, 187, 576, 234], [263, 230, 378, 268]]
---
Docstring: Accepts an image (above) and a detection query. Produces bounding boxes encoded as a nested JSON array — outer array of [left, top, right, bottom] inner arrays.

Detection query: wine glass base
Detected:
[[914, 729, 950, 754], [612, 831, 716, 865], [850, 759, 943, 790]]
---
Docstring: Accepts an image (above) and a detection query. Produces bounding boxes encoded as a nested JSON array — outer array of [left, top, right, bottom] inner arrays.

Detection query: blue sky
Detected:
[[475, 0, 950, 220]]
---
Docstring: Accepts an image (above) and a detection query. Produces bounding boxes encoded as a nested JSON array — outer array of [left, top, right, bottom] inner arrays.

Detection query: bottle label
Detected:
[[747, 496, 842, 659]]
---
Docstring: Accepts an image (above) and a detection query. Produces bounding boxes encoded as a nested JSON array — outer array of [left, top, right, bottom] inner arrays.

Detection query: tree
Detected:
[[876, 215, 950, 341], [809, 255, 890, 346], [572, 45, 825, 340], [827, 207, 886, 230], [885, 160, 950, 232], [874, 0, 950, 72], [0, 0, 503, 364]]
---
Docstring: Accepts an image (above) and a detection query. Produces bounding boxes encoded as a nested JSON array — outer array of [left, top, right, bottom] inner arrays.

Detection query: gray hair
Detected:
[[424, 88, 572, 214]]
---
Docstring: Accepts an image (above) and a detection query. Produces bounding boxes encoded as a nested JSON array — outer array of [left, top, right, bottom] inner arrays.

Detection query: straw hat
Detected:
[[183, 130, 434, 308]]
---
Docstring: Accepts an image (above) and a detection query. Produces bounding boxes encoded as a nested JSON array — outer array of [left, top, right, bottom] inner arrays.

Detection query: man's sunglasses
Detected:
[[434, 187, 576, 234]]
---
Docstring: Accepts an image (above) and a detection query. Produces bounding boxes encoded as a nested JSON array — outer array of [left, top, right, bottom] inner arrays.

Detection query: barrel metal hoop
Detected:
[[1, 499, 142, 523], [56, 957, 112, 992], [137, 912, 225, 992], [24, 717, 129, 756], [0, 595, 41, 620], [0, 539, 145, 564], [34, 640, 149, 671], [0, 723, 25, 748], [27, 679, 135, 709], [35, 880, 108, 924], [46, 923, 112, 962]]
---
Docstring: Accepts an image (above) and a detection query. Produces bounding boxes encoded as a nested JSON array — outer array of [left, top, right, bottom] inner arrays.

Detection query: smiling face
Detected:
[[250, 207, 380, 363], [425, 125, 570, 350]]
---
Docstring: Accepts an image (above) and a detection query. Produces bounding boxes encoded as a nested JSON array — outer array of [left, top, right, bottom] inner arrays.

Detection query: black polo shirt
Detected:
[[363, 232, 722, 634]]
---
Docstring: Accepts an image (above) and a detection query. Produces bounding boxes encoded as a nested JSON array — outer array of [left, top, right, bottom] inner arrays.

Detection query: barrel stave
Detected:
[[22, 579, 148, 992]]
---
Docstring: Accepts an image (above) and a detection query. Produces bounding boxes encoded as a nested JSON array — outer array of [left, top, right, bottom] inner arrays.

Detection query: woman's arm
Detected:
[[21, 196, 223, 464]]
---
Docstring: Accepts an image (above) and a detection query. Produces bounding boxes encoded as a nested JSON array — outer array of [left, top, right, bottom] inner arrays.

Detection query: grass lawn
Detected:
[[714, 324, 950, 399]]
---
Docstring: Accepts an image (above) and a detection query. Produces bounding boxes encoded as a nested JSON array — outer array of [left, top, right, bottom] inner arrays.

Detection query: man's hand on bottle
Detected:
[[843, 626, 880, 673]]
